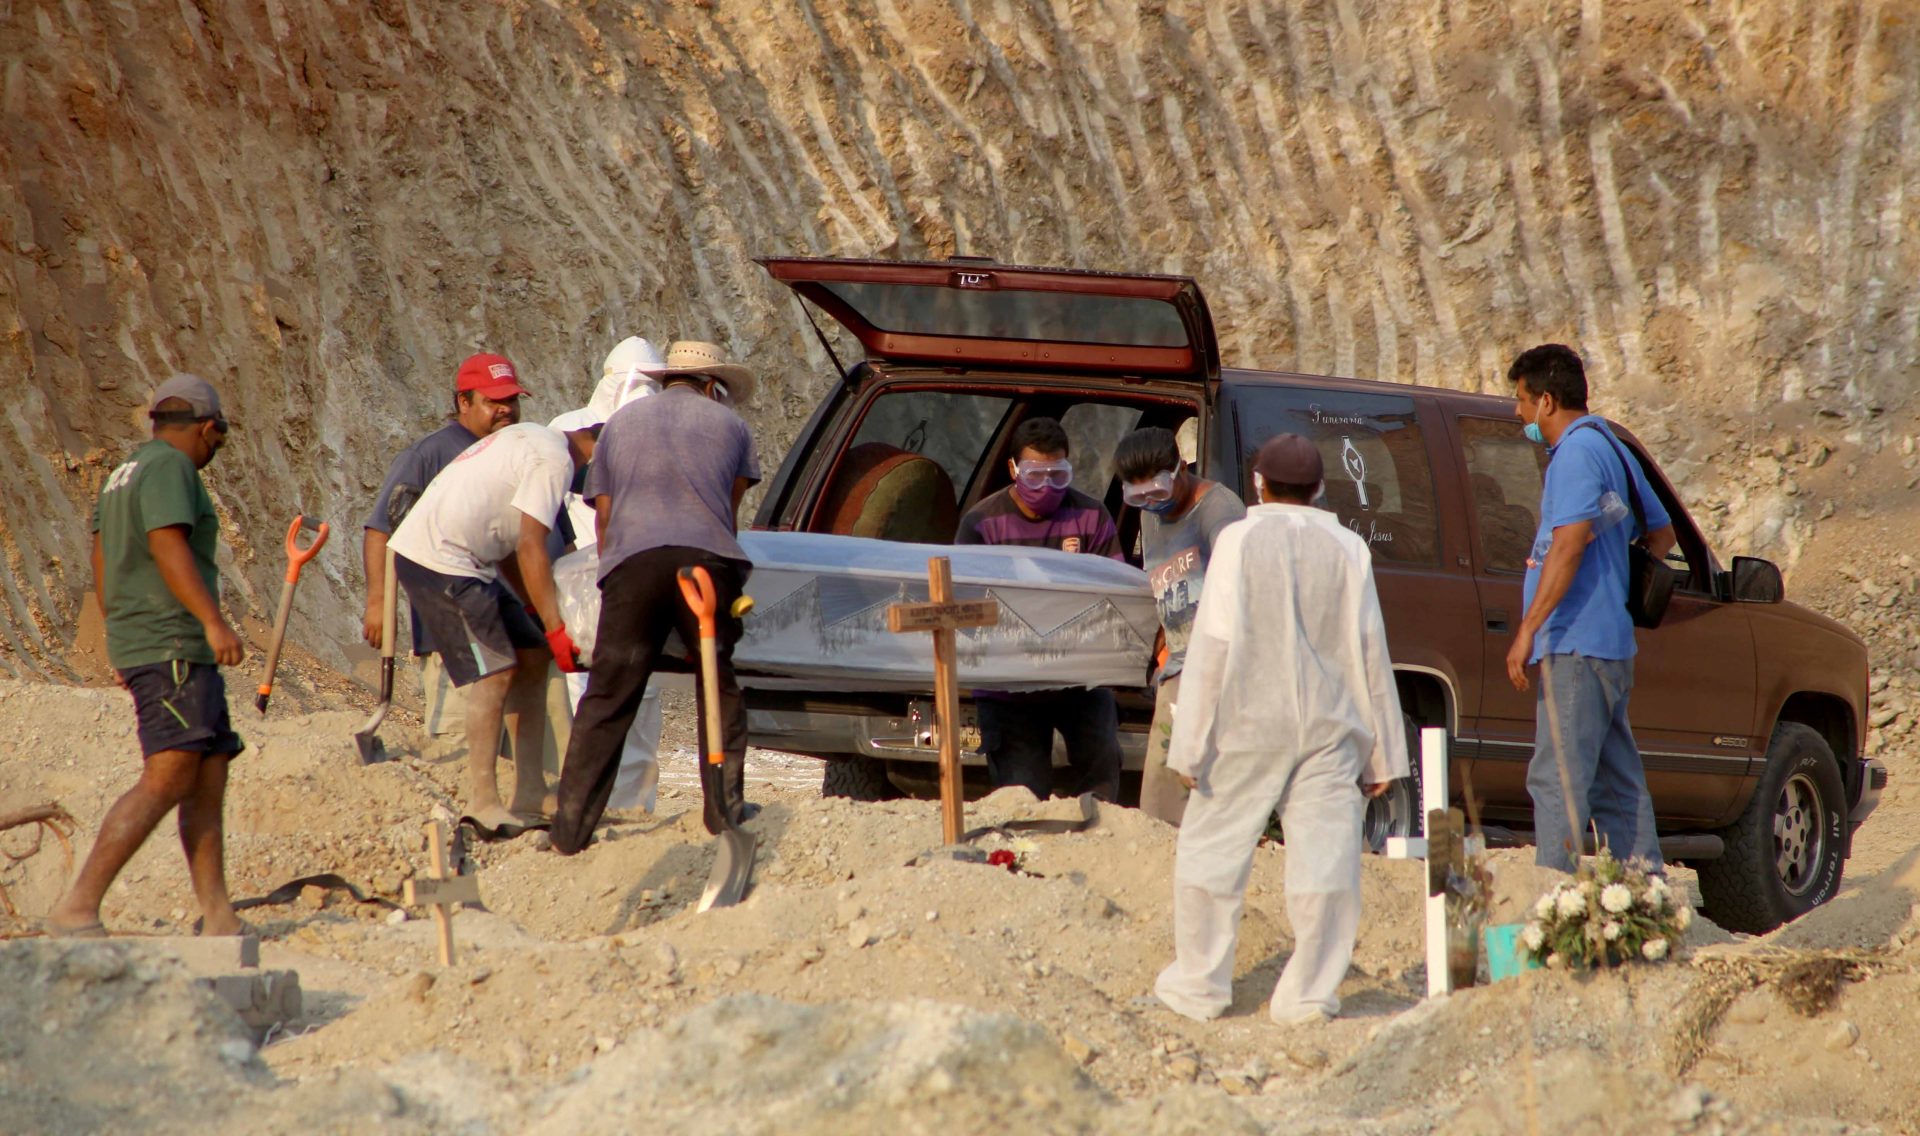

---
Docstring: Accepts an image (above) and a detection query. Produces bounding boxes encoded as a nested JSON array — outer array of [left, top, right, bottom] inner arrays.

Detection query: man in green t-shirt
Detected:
[[46, 373, 248, 938]]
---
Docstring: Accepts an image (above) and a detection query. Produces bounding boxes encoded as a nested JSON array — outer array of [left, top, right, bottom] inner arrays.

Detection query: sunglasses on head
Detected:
[[1121, 469, 1177, 508], [1013, 460, 1072, 490]]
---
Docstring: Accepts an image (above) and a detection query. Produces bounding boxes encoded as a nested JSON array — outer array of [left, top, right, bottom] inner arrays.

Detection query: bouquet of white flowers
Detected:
[[1520, 850, 1692, 969]]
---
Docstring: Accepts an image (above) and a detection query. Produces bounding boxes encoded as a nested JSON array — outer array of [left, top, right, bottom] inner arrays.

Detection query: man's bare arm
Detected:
[[730, 477, 752, 535], [513, 512, 562, 629], [1643, 522, 1677, 563], [362, 527, 389, 648]]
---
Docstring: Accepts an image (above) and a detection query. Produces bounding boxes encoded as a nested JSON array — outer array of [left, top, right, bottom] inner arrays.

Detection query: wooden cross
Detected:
[[403, 820, 481, 966], [1385, 727, 1461, 998], [886, 557, 999, 845]]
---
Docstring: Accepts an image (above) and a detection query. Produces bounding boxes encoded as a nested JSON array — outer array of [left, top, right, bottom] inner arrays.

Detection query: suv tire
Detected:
[[821, 755, 900, 801], [1363, 714, 1426, 854], [1697, 722, 1847, 934]]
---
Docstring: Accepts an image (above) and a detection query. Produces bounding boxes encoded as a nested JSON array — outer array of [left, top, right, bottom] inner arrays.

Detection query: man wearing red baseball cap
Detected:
[[362, 353, 526, 737]]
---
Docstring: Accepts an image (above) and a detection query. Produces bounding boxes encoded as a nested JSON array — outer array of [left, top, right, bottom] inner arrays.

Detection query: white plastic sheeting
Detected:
[[553, 531, 1157, 692]]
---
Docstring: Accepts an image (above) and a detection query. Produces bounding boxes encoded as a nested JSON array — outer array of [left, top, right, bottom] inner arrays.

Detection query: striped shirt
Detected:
[[955, 487, 1123, 560]]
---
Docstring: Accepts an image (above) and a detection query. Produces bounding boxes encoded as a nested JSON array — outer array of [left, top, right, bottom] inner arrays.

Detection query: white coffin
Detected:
[[554, 531, 1157, 693]]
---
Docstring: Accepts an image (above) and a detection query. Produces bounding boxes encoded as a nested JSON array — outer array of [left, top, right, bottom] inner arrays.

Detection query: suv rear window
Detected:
[[1234, 388, 1440, 566], [819, 282, 1187, 347]]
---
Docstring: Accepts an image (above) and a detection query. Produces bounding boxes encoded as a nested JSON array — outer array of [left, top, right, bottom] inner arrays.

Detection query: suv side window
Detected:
[[1235, 388, 1440, 565], [1457, 416, 1545, 574], [850, 389, 1013, 501]]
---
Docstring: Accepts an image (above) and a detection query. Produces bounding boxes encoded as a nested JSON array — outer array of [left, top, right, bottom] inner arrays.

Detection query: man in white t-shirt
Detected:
[[390, 420, 599, 835]]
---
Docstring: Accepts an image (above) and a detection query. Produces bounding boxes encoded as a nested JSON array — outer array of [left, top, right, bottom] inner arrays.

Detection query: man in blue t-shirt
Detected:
[[1506, 344, 1676, 873]]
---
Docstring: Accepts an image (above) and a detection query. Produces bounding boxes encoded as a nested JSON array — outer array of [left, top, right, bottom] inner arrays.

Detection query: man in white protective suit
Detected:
[[547, 336, 668, 814], [1151, 432, 1409, 1025]]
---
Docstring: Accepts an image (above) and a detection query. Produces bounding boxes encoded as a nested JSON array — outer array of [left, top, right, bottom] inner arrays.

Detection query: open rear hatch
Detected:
[[759, 256, 1220, 383]]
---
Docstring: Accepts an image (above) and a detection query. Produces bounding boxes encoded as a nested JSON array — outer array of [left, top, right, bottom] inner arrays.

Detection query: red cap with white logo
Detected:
[[455, 353, 529, 400]]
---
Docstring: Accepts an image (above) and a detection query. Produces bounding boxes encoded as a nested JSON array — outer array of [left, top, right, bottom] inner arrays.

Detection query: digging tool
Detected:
[[255, 515, 329, 714], [351, 545, 399, 762], [677, 565, 756, 912], [352, 486, 418, 763]]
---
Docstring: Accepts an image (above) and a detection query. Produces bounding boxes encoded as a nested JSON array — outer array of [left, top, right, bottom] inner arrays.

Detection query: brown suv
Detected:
[[743, 256, 1885, 934]]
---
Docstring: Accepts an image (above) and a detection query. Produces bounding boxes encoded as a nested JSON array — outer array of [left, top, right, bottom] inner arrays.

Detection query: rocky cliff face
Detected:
[[2, 0, 1915, 676]]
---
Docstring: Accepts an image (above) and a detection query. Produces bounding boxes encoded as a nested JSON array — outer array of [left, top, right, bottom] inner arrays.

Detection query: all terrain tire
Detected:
[[820, 755, 900, 801], [1697, 722, 1847, 934], [1363, 714, 1426, 854]]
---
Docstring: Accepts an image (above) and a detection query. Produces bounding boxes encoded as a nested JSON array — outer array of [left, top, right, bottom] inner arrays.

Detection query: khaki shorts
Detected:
[[1139, 674, 1187, 825]]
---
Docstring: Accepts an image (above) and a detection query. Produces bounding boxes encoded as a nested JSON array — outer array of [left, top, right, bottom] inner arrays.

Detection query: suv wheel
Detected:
[[1697, 723, 1847, 934], [820, 756, 900, 801], [1363, 714, 1426, 854]]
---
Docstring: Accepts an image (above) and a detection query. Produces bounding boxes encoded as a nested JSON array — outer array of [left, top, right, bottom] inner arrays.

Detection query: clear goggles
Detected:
[[1121, 470, 1177, 508], [1012, 460, 1072, 490]]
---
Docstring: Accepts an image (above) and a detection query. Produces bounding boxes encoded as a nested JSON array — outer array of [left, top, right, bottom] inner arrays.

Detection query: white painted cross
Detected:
[[1385, 727, 1456, 998]]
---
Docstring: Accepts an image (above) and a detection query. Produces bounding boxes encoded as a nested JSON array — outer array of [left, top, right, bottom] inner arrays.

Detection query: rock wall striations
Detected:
[[1, 0, 1915, 674]]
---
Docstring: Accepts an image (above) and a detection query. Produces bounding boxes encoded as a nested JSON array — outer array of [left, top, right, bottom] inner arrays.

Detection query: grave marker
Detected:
[[403, 820, 479, 966], [886, 557, 999, 845]]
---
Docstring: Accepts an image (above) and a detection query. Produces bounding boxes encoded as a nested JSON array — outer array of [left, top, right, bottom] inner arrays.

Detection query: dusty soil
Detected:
[[2, 670, 1917, 1134]]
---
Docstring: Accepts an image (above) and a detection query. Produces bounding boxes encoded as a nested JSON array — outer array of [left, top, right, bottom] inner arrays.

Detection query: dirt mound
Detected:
[[0, 941, 263, 1132], [4, 675, 1919, 1132], [530, 995, 1118, 1135]]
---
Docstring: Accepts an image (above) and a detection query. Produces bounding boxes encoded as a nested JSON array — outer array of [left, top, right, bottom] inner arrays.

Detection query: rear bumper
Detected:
[[1850, 758, 1888, 832], [745, 702, 1150, 769]]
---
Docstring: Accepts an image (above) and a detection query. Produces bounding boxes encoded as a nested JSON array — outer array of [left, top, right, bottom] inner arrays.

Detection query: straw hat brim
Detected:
[[659, 363, 755, 406]]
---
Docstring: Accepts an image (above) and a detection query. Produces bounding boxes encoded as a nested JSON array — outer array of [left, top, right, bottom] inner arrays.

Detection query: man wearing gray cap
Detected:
[[1149, 433, 1408, 1026], [47, 374, 248, 938]]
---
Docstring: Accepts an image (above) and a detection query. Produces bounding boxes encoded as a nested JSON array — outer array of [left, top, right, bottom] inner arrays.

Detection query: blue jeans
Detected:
[[1527, 653, 1663, 872]]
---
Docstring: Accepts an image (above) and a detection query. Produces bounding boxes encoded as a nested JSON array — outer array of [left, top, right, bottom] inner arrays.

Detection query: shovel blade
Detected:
[[352, 731, 387, 765], [696, 827, 757, 913]]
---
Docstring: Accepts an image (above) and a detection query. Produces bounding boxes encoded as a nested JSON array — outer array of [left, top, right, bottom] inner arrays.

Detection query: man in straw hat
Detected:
[[1148, 433, 1407, 1025], [547, 335, 670, 815], [551, 340, 759, 854]]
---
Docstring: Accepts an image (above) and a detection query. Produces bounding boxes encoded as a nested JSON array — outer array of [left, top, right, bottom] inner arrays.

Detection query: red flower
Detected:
[[987, 849, 1017, 871]]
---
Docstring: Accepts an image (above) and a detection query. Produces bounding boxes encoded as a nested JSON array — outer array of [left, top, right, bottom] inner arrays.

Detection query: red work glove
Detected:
[[545, 625, 583, 673]]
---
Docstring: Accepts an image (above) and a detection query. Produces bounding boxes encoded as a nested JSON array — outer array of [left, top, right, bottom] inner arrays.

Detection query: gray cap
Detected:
[[147, 373, 223, 419]]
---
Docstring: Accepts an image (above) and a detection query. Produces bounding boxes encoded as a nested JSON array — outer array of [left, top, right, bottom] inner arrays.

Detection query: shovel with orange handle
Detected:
[[255, 515, 329, 714], [676, 564, 757, 912]]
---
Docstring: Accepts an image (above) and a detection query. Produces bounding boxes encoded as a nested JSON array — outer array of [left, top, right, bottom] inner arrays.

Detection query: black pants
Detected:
[[977, 687, 1122, 802], [552, 547, 750, 854]]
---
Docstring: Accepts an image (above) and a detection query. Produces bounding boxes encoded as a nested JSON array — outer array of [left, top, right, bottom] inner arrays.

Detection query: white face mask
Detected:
[[1253, 471, 1266, 500]]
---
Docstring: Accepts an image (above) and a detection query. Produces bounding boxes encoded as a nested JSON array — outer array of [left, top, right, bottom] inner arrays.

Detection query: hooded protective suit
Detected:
[[1153, 503, 1407, 1024], [547, 336, 667, 812]]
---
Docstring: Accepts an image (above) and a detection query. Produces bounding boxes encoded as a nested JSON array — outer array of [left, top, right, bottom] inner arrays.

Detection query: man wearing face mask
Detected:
[[48, 374, 247, 937], [551, 340, 761, 854], [1506, 344, 1676, 874], [956, 416, 1126, 801], [1113, 427, 1245, 824]]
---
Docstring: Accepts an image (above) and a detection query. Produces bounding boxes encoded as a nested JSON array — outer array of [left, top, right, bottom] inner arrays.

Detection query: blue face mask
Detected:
[[1523, 421, 1545, 445], [1140, 498, 1181, 517]]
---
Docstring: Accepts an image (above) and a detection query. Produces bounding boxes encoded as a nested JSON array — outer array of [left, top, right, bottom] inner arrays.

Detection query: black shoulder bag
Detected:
[[1570, 422, 1678, 629]]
